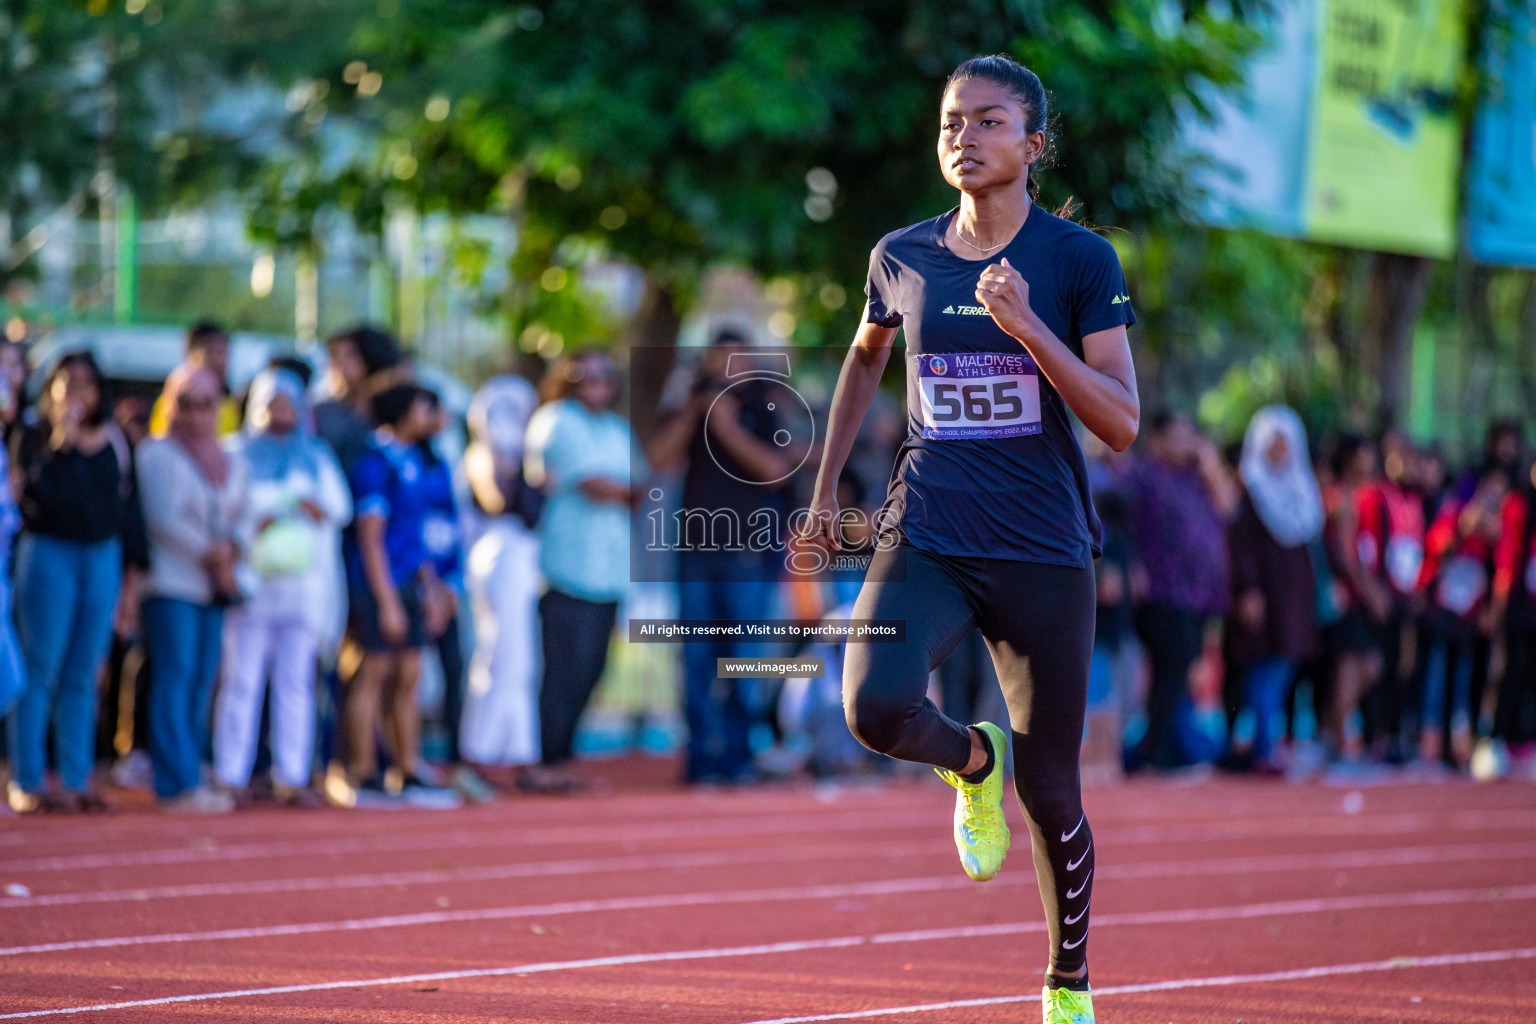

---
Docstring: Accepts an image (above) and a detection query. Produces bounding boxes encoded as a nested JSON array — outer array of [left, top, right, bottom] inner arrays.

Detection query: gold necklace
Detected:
[[956, 222, 1012, 253]]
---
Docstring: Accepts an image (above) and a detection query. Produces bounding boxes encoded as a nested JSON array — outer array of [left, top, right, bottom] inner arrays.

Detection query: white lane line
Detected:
[[7, 794, 1535, 867], [1107, 839, 1536, 881], [0, 935, 873, 1020], [0, 794, 904, 851], [8, 804, 1534, 877], [1104, 807, 1536, 845], [0, 841, 922, 909], [2, 928, 1533, 1022], [11, 786, 1536, 852], [5, 837, 1533, 911], [735, 946, 1536, 1023], [864, 883, 1536, 944], [1, 873, 1530, 961], [0, 810, 939, 874]]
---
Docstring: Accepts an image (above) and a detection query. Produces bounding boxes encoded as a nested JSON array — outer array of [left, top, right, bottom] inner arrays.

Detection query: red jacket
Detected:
[[1356, 481, 1425, 596], [1417, 495, 1503, 619]]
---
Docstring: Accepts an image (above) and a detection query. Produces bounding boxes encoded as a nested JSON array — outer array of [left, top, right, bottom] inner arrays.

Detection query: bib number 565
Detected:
[[929, 381, 1025, 423]]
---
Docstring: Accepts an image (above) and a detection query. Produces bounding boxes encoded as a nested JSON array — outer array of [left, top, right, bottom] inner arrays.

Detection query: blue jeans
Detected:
[[678, 550, 774, 781], [8, 534, 122, 794], [1243, 657, 1295, 763], [0, 575, 25, 718], [144, 597, 224, 799], [1421, 637, 1473, 733]]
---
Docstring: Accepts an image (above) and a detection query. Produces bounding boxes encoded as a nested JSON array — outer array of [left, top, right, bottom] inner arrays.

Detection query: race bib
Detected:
[[917, 352, 1041, 440], [1385, 535, 1423, 593], [1436, 555, 1487, 616], [1357, 532, 1378, 572]]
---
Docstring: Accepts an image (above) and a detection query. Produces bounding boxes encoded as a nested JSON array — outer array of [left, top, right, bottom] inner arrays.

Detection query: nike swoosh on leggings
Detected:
[[1064, 902, 1090, 926], [1065, 870, 1093, 900], [1060, 815, 1085, 843], [1066, 843, 1091, 872], [1062, 931, 1086, 950]]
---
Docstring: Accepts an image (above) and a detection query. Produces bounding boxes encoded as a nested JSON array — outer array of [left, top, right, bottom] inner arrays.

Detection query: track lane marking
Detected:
[[5, 838, 1533, 911], [733, 946, 1536, 1023], [1, 929, 1532, 1019], [0, 810, 939, 874], [0, 878, 1530, 961], [8, 788, 1536, 852], [7, 806, 1534, 876]]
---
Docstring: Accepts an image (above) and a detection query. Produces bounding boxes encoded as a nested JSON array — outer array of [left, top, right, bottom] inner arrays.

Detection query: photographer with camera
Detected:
[[647, 329, 801, 785]]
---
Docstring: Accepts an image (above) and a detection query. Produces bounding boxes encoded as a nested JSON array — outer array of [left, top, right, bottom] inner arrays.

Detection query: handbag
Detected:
[[251, 516, 314, 577]]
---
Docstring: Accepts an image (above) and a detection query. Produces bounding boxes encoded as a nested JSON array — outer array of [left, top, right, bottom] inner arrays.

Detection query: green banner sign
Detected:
[[1305, 0, 1465, 256], [1188, 0, 1466, 258]]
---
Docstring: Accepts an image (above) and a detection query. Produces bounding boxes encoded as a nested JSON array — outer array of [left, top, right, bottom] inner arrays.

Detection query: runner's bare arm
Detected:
[[804, 316, 898, 549], [976, 260, 1139, 451]]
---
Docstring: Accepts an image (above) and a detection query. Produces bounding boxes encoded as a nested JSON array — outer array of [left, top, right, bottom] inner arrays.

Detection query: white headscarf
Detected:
[[1240, 404, 1324, 548], [469, 375, 539, 460], [241, 368, 323, 482]]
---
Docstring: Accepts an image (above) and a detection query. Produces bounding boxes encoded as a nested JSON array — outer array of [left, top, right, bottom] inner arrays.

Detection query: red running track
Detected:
[[1, 760, 1533, 1023]]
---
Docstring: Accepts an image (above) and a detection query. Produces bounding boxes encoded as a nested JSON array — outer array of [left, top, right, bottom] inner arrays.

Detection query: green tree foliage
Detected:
[[205, 1, 1267, 331], [5, 0, 1278, 417]]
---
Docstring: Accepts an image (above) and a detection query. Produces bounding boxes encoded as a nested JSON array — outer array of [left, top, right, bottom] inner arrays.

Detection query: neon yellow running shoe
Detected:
[[1042, 984, 1094, 1023], [934, 721, 1010, 881]]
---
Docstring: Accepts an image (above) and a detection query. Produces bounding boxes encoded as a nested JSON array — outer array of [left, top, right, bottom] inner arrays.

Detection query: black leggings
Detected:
[[538, 589, 619, 766], [844, 544, 1097, 975], [436, 612, 465, 764]]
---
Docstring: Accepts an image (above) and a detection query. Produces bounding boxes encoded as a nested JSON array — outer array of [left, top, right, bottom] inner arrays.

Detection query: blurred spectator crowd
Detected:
[[1083, 409, 1536, 785], [1, 320, 1533, 816], [0, 321, 652, 813]]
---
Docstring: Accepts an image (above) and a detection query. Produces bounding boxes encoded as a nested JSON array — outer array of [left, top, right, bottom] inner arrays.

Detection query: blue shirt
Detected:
[[524, 399, 647, 602], [864, 204, 1135, 567], [417, 447, 463, 588], [347, 432, 431, 589], [0, 443, 18, 573]]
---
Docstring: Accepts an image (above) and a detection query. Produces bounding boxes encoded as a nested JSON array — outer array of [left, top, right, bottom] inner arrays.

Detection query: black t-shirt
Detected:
[[12, 425, 126, 544], [314, 399, 373, 477], [865, 204, 1135, 566]]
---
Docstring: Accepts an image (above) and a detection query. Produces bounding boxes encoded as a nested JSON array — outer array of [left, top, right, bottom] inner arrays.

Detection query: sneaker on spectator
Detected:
[[161, 787, 236, 814], [273, 783, 325, 808], [6, 782, 41, 815], [755, 743, 808, 779], [517, 764, 586, 794], [1321, 756, 1392, 786], [322, 764, 357, 809], [352, 775, 408, 809], [214, 784, 256, 810], [400, 774, 464, 810], [409, 758, 446, 787], [450, 766, 498, 804], [110, 750, 154, 790], [1470, 738, 1509, 782]]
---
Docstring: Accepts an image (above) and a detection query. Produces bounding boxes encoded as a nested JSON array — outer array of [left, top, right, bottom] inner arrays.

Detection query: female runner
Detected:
[[803, 55, 1140, 1024]]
